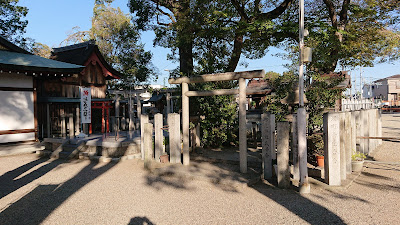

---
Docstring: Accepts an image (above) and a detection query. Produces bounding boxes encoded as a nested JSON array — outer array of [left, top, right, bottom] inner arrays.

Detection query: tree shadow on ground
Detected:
[[0, 160, 116, 225], [143, 151, 346, 224], [0, 157, 64, 199], [251, 182, 346, 224]]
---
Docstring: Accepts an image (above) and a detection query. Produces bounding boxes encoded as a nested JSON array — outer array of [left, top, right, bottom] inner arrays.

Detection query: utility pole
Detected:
[[298, 0, 310, 194]]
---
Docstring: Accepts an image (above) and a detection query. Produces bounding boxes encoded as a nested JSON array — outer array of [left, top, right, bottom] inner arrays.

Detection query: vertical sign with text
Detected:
[[80, 87, 91, 124]]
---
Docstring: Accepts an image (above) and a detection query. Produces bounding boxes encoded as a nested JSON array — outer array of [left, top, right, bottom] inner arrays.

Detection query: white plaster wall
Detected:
[[0, 73, 35, 143], [0, 91, 34, 130], [0, 72, 33, 88]]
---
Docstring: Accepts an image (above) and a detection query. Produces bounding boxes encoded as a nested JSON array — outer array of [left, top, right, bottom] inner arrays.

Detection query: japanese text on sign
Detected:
[[80, 87, 91, 124]]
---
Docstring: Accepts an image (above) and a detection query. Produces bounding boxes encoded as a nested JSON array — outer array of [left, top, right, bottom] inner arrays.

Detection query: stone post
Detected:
[[144, 123, 153, 169], [292, 114, 300, 181], [136, 94, 142, 130], [298, 107, 310, 193], [239, 77, 247, 173], [369, 109, 377, 152], [359, 110, 365, 153], [362, 109, 370, 154], [323, 112, 341, 186], [140, 114, 149, 160], [261, 112, 275, 179], [182, 82, 190, 166], [69, 114, 74, 138], [351, 111, 357, 160], [154, 113, 163, 162], [339, 112, 346, 180], [129, 96, 135, 131], [168, 113, 181, 163], [195, 124, 200, 148], [377, 109, 382, 145], [345, 112, 352, 174], [277, 122, 290, 189], [354, 110, 361, 152]]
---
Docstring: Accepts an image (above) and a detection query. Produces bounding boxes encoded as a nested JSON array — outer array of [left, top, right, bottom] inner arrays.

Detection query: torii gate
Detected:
[[169, 69, 266, 173]]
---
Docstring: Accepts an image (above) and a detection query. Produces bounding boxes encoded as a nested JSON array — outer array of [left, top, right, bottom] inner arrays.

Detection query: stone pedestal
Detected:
[[261, 112, 275, 179], [323, 112, 341, 186], [277, 122, 290, 189]]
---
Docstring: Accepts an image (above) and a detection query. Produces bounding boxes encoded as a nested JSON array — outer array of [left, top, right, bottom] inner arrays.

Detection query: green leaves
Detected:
[[0, 0, 29, 47]]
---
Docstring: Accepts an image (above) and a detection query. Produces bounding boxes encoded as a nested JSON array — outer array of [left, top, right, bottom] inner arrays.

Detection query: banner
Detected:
[[80, 87, 91, 124]]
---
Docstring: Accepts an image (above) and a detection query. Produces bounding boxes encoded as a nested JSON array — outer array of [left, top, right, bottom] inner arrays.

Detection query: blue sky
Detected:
[[19, 0, 399, 88]]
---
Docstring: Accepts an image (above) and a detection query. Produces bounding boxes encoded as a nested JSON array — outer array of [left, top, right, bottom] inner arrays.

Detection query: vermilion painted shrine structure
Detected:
[[36, 41, 123, 138]]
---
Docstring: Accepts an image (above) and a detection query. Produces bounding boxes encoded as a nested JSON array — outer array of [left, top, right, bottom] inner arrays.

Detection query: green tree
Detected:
[[63, 2, 155, 86], [31, 42, 52, 58], [129, 0, 294, 76], [282, 0, 400, 73], [0, 0, 29, 47]]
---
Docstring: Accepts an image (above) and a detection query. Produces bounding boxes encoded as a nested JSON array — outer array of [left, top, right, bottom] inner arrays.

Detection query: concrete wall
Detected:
[[0, 73, 35, 143]]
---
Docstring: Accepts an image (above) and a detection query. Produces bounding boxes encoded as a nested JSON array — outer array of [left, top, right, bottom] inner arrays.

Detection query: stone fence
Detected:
[[323, 109, 382, 186], [140, 109, 382, 188]]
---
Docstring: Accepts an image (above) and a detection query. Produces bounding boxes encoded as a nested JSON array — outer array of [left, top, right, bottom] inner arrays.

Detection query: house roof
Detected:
[[0, 35, 31, 54], [51, 41, 123, 79], [0, 36, 84, 74], [376, 74, 400, 82], [247, 79, 272, 95]]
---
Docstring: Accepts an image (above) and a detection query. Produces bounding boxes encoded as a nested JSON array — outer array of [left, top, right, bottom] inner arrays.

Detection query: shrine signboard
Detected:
[[80, 87, 91, 123]]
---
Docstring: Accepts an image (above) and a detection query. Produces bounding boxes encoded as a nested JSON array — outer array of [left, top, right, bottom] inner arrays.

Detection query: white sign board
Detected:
[[80, 87, 91, 124]]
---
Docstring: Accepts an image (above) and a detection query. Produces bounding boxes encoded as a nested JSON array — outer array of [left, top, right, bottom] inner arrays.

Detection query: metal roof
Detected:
[[0, 50, 84, 73]]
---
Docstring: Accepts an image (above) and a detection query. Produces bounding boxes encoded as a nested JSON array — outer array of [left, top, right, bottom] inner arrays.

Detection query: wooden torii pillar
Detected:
[[169, 69, 265, 173]]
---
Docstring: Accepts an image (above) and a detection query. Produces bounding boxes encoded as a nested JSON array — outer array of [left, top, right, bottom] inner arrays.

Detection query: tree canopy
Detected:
[[129, 0, 295, 76], [0, 0, 29, 47], [64, 2, 156, 86]]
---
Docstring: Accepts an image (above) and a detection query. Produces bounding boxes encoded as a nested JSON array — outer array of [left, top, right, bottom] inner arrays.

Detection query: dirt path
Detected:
[[0, 114, 399, 224]]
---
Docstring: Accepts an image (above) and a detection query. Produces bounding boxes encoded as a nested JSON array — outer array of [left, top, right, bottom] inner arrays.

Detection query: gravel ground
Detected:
[[0, 114, 400, 225]]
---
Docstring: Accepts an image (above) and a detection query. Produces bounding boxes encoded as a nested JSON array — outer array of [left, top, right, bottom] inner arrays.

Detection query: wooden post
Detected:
[[239, 77, 247, 173], [182, 82, 190, 166], [166, 92, 171, 115], [46, 103, 51, 138], [61, 114, 66, 138]]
